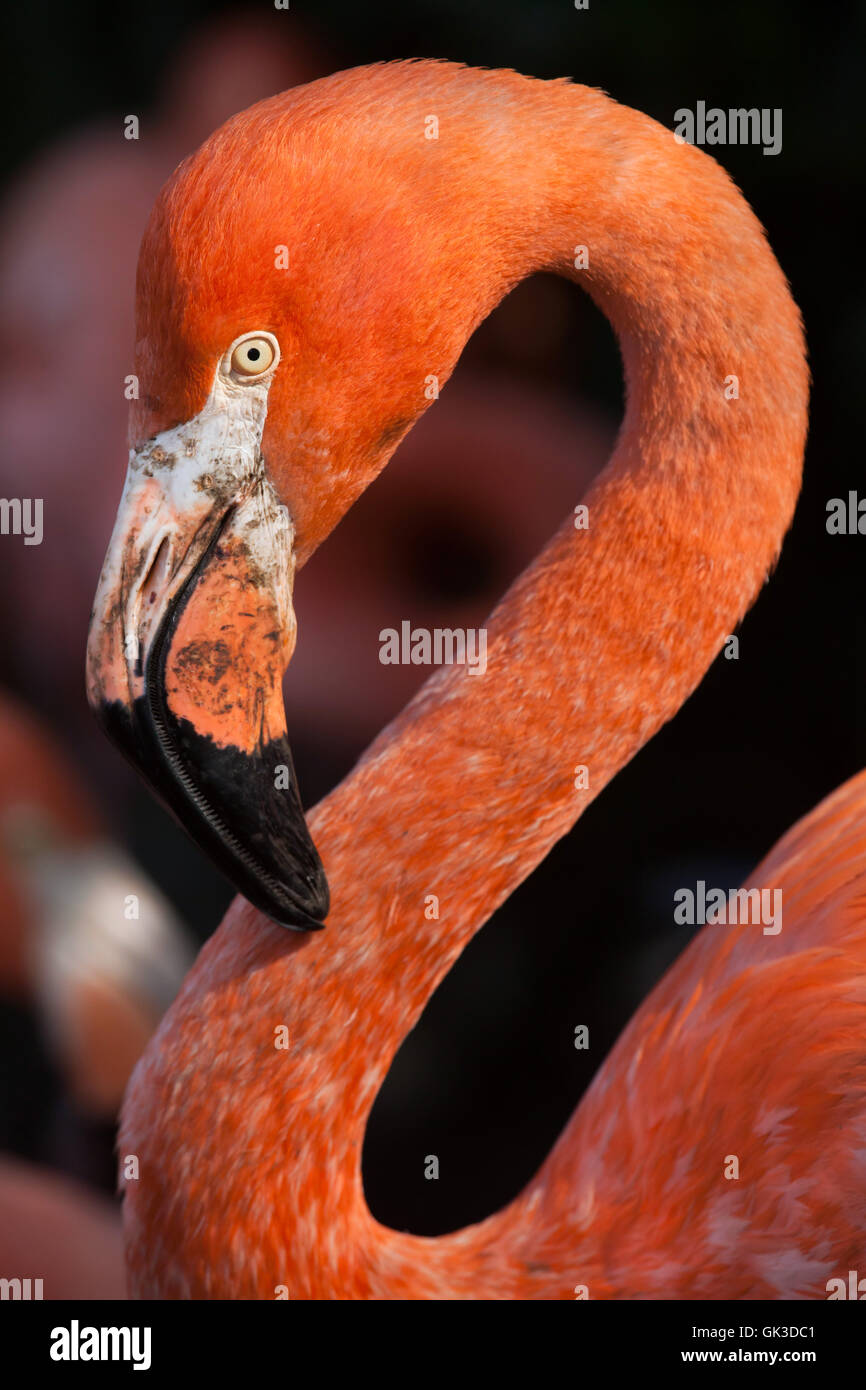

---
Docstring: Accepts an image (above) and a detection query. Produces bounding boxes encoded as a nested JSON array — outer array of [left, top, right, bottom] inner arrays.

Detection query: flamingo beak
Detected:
[[86, 368, 329, 932]]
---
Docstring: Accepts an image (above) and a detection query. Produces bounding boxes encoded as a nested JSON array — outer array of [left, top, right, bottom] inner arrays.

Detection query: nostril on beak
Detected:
[[129, 535, 173, 680], [140, 535, 172, 607]]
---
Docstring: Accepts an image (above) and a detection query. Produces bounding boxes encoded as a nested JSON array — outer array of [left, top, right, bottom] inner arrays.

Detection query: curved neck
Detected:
[[309, 75, 807, 1045], [122, 71, 808, 1297]]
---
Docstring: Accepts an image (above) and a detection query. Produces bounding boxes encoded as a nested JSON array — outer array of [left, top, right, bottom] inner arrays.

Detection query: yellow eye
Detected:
[[230, 335, 277, 377]]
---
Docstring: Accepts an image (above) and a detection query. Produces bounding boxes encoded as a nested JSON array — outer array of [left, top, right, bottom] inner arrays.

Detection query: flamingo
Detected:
[[0, 691, 193, 1118], [85, 62, 864, 1299], [0, 693, 193, 1299]]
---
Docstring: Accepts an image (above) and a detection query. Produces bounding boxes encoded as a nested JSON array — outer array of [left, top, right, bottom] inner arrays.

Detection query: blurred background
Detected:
[[0, 0, 862, 1291]]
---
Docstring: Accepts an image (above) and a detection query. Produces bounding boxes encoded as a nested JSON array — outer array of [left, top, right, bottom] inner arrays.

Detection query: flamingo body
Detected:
[[82, 62, 865, 1298], [124, 770, 866, 1297]]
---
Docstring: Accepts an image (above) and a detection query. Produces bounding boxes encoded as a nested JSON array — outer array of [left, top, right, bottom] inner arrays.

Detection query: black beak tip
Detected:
[[271, 905, 328, 934], [257, 866, 330, 934], [93, 695, 330, 936]]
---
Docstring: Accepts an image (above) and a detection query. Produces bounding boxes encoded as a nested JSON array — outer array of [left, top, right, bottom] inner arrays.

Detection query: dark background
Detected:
[[0, 0, 863, 1240]]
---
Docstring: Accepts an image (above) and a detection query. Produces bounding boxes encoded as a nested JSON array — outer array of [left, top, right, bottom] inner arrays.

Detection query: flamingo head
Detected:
[[85, 68, 504, 931]]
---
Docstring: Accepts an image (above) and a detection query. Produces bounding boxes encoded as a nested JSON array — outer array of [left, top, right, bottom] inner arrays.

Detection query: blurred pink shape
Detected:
[[290, 373, 614, 745], [0, 1155, 123, 1298]]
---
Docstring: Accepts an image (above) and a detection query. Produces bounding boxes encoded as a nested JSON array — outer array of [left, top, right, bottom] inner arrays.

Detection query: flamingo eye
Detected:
[[228, 333, 279, 379]]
